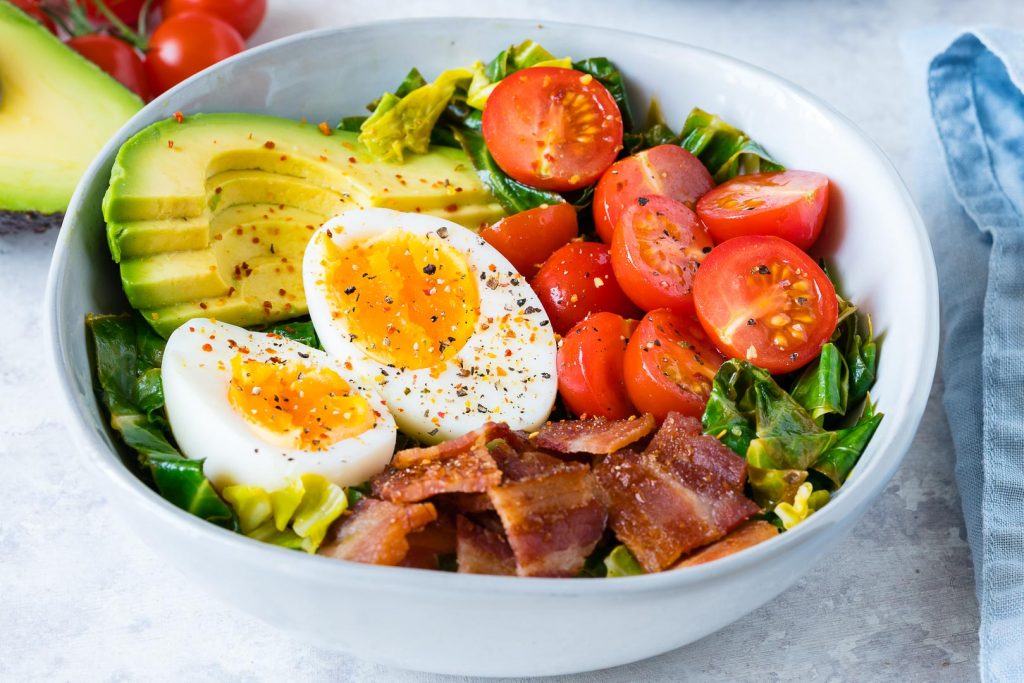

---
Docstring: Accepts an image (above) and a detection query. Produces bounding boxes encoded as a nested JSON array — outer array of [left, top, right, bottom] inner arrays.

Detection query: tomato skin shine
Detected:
[[693, 235, 838, 373], [558, 312, 637, 420], [696, 170, 831, 250], [482, 67, 624, 192], [480, 203, 578, 279]]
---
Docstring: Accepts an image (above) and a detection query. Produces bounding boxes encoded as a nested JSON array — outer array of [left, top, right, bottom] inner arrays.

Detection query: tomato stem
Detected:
[[87, 0, 148, 49]]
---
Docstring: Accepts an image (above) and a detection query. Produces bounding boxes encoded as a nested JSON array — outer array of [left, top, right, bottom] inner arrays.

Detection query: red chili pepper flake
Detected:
[[348, 156, 357, 164], [319, 154, 329, 162], [252, 237, 260, 244], [202, 343, 213, 352], [278, 289, 286, 296], [318, 121, 331, 136], [173, 111, 184, 124], [167, 140, 174, 149], [264, 141, 276, 149], [199, 302, 208, 310], [444, 203, 458, 213], [280, 155, 288, 161]]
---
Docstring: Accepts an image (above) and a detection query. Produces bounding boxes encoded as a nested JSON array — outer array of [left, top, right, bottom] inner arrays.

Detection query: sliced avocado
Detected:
[[0, 1, 141, 221], [104, 113, 506, 336]]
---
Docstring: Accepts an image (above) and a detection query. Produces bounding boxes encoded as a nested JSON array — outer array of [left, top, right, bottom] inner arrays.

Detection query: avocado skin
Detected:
[[0, 1, 141, 214], [104, 113, 506, 337]]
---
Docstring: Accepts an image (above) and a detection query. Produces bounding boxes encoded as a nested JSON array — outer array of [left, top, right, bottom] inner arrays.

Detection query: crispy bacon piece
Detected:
[[596, 416, 759, 572], [535, 414, 657, 455], [400, 514, 457, 570], [319, 499, 437, 566], [488, 459, 607, 577], [436, 492, 495, 513], [456, 515, 516, 575], [675, 520, 779, 568], [373, 426, 504, 503]]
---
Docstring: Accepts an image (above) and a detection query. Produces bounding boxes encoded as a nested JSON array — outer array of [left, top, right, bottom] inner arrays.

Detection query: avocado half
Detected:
[[104, 112, 507, 336], [0, 1, 142, 230]]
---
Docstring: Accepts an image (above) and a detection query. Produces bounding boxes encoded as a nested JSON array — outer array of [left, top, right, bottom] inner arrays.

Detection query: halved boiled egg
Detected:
[[303, 208, 557, 443], [162, 319, 396, 490]]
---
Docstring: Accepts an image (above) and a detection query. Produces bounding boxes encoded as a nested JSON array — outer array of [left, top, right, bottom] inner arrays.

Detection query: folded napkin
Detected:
[[928, 29, 1024, 682]]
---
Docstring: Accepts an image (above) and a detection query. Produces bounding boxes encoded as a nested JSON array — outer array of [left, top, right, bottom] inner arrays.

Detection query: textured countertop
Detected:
[[2, 0, 1015, 680]]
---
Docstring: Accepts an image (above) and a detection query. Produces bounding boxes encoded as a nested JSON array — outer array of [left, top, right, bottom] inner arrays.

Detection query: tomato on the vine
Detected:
[[10, 0, 55, 31], [531, 241, 640, 336], [162, 0, 267, 39], [623, 309, 725, 421], [692, 235, 838, 373], [144, 11, 245, 95], [696, 170, 830, 250], [557, 312, 637, 420], [67, 35, 149, 99], [86, 0, 147, 26], [593, 144, 713, 243], [610, 195, 714, 313], [482, 67, 623, 192], [480, 203, 579, 279]]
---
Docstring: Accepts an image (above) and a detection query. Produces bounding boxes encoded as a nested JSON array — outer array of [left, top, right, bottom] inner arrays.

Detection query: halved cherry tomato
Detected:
[[693, 235, 838, 373], [593, 144, 714, 243], [558, 312, 638, 419], [86, 0, 147, 26], [482, 67, 623, 192], [696, 170, 830, 250], [10, 0, 55, 31], [67, 35, 149, 100], [144, 11, 245, 96], [623, 309, 725, 421], [531, 241, 641, 336], [610, 196, 714, 313], [480, 203, 578, 279], [163, 0, 267, 39]]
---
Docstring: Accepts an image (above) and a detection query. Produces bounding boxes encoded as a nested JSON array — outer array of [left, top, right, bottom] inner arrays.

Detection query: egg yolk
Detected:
[[228, 355, 373, 451], [325, 230, 480, 370]]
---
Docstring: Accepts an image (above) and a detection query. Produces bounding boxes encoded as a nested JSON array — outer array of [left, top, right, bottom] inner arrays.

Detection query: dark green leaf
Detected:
[[338, 116, 367, 133], [452, 127, 564, 214], [790, 343, 849, 425], [572, 57, 634, 131], [679, 108, 784, 182], [394, 67, 427, 98], [261, 319, 322, 350], [345, 481, 373, 507], [747, 467, 808, 508], [813, 400, 884, 487], [702, 360, 759, 456], [746, 432, 837, 470]]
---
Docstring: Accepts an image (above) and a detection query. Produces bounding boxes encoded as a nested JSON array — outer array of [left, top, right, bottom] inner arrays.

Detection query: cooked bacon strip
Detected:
[[400, 514, 457, 570], [488, 459, 607, 577], [319, 499, 437, 566], [675, 520, 779, 568], [391, 422, 518, 468], [436, 492, 495, 513], [490, 441, 568, 482], [645, 413, 747, 491], [372, 445, 501, 503], [596, 430, 759, 572], [456, 515, 516, 575], [535, 414, 657, 455]]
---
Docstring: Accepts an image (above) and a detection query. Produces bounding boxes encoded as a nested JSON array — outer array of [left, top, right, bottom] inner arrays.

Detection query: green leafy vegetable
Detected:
[[679, 108, 784, 182], [572, 57, 634, 131], [88, 314, 237, 530], [261, 319, 321, 350], [604, 545, 645, 577], [702, 360, 759, 456], [813, 399, 884, 487], [747, 467, 808, 508], [338, 116, 367, 133], [452, 127, 564, 213], [790, 343, 848, 425], [466, 40, 570, 109]]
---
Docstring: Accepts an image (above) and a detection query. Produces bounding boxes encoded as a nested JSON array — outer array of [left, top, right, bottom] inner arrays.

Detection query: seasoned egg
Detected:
[[303, 208, 558, 443], [162, 319, 396, 490]]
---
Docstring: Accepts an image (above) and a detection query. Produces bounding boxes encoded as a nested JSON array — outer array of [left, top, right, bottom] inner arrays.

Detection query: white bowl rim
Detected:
[[44, 15, 940, 597]]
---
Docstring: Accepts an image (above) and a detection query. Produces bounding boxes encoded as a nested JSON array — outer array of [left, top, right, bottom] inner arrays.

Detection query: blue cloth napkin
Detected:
[[928, 29, 1024, 682]]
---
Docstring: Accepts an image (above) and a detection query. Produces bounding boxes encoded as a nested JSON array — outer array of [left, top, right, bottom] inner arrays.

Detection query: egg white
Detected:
[[161, 319, 397, 491], [303, 208, 558, 443]]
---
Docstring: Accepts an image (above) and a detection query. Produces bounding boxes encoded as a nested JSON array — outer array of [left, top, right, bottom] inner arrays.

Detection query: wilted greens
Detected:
[[452, 127, 564, 213], [88, 314, 237, 530]]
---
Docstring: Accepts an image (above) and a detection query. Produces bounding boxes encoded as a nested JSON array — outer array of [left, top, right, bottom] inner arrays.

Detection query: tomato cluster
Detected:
[[478, 65, 838, 421], [13, 0, 266, 100]]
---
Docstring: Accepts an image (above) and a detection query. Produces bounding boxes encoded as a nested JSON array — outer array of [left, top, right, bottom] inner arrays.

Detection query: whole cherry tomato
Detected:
[[162, 0, 267, 39], [557, 312, 638, 420], [144, 11, 245, 95], [67, 35, 149, 100]]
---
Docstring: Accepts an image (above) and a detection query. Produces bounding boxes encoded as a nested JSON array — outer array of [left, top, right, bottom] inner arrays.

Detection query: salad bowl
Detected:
[[45, 17, 938, 677]]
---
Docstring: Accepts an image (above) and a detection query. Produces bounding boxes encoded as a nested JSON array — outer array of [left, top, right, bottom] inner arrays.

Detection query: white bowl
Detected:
[[45, 18, 938, 678]]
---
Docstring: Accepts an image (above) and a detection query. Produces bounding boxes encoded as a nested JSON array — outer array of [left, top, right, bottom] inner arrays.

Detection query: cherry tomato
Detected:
[[482, 67, 623, 192], [162, 0, 267, 39], [480, 203, 579, 279], [693, 235, 838, 373], [532, 242, 641, 336], [623, 309, 725, 421], [610, 196, 714, 313], [10, 0, 55, 31], [696, 171, 830, 250], [67, 35, 149, 100], [558, 312, 638, 420], [593, 144, 714, 243], [86, 0, 147, 26], [144, 11, 245, 96]]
